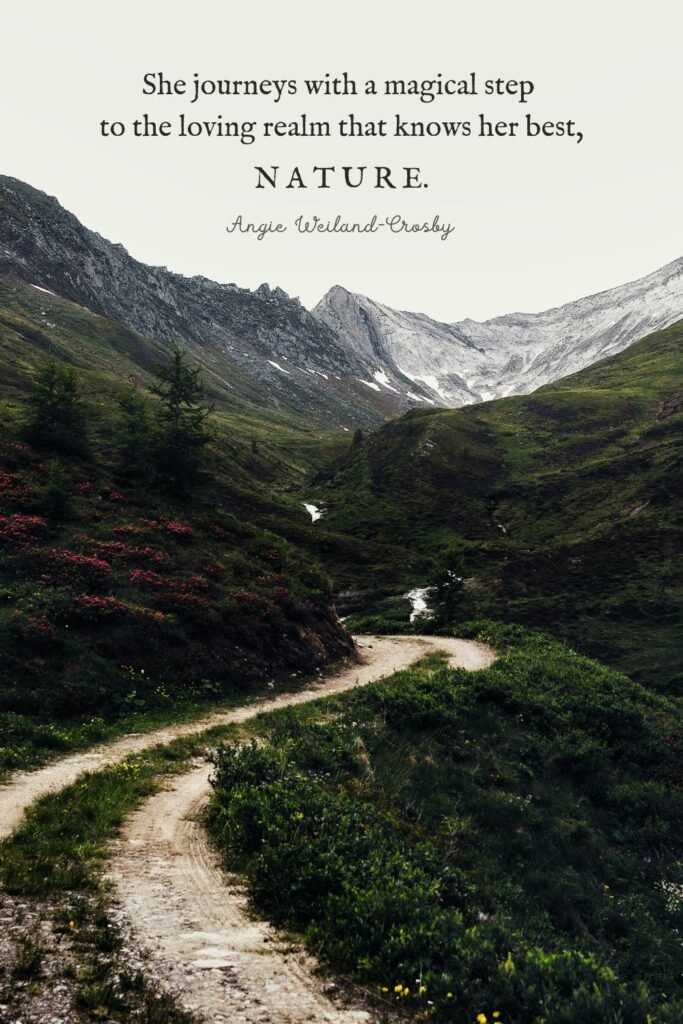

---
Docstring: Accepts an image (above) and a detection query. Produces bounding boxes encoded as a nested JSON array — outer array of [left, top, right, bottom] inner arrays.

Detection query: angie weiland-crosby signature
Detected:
[[226, 213, 455, 241]]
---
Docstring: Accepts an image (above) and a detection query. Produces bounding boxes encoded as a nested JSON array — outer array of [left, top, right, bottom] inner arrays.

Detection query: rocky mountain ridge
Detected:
[[313, 257, 683, 406], [0, 176, 416, 427], [2, 174, 682, 424]]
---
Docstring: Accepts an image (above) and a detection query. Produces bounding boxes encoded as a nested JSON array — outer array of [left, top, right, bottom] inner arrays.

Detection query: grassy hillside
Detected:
[[208, 625, 683, 1023], [0, 277, 356, 771], [0, 276, 354, 475], [310, 321, 683, 691]]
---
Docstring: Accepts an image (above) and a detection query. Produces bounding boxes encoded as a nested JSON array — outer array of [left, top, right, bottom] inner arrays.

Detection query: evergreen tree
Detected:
[[24, 358, 87, 454], [149, 346, 213, 494]]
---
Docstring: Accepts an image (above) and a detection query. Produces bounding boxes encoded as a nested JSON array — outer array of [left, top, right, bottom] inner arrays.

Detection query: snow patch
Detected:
[[399, 368, 440, 403], [268, 360, 291, 375], [373, 370, 399, 393], [398, 366, 418, 383], [358, 379, 382, 392], [30, 284, 56, 296], [413, 374, 449, 400]]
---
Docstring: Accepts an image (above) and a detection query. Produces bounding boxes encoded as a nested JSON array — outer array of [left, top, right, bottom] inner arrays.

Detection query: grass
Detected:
[[0, 275, 353, 478], [207, 623, 683, 1024], [0, 651, 441, 1020], [0, 741, 200, 896], [3, 626, 681, 1022], [10, 935, 44, 981]]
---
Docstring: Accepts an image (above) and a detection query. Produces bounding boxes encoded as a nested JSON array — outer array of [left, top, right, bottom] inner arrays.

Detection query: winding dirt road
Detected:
[[107, 635, 494, 1024], [0, 634, 495, 1023]]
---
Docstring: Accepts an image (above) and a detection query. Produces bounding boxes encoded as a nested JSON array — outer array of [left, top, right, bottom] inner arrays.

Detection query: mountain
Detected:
[[4, 175, 683, 429], [314, 259, 683, 405], [0, 176, 407, 429], [3, 172, 682, 695], [308, 319, 683, 692]]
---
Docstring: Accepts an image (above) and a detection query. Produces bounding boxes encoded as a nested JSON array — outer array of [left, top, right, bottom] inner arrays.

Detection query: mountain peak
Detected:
[[0, 176, 404, 429], [254, 282, 291, 302], [314, 284, 362, 312]]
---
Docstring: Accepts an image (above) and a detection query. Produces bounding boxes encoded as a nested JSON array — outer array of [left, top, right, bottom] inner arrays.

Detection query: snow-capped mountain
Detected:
[[314, 259, 683, 406]]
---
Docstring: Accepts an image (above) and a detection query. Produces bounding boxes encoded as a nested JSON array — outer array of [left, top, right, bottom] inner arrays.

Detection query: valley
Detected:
[[0, 175, 681, 1024], [310, 319, 683, 691]]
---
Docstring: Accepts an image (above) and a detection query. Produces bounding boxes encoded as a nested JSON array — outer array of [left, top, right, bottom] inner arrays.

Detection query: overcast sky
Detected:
[[2, 0, 682, 322]]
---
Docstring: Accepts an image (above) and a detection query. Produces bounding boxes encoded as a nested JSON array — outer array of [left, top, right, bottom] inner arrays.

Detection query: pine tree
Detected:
[[149, 346, 214, 494], [24, 358, 87, 454]]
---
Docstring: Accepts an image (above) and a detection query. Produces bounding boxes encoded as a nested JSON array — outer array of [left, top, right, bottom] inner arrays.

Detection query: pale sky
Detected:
[[2, 0, 682, 322]]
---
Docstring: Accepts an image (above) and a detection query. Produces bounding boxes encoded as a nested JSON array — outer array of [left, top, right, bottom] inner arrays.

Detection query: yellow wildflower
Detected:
[[477, 1015, 488, 1024], [394, 984, 403, 993]]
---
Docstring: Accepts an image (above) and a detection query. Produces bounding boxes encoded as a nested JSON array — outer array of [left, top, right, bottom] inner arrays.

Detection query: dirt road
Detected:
[[106, 635, 494, 1024], [0, 635, 494, 1024], [0, 635, 494, 841]]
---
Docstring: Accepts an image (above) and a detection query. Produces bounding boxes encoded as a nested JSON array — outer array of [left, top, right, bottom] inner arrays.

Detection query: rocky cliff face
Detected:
[[314, 260, 683, 406]]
